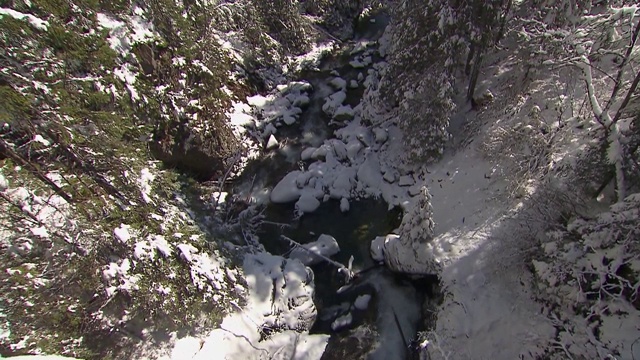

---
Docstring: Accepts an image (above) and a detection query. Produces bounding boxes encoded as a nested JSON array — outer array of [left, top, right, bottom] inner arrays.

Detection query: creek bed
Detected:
[[230, 10, 437, 359]]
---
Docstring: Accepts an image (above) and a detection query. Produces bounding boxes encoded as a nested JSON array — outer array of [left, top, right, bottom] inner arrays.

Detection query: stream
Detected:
[[230, 11, 434, 360]]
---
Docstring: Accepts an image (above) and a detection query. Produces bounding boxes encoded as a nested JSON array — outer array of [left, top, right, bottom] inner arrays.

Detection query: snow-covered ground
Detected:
[[160, 253, 328, 360], [421, 126, 555, 358]]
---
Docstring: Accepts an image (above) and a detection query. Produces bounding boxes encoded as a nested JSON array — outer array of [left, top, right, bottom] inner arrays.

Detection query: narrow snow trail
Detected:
[[424, 137, 555, 359]]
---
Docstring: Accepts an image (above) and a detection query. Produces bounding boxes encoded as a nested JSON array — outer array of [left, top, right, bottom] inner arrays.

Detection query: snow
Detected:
[[113, 223, 133, 243], [164, 252, 328, 360], [0, 8, 48, 30], [138, 167, 155, 204], [29, 226, 49, 238], [266, 134, 279, 150], [102, 258, 139, 296], [0, 173, 8, 190], [329, 77, 347, 91], [270, 171, 302, 203], [370, 234, 397, 262], [295, 192, 321, 215], [333, 105, 355, 121], [33, 134, 50, 146], [301, 147, 317, 161], [96, 13, 124, 29], [413, 123, 555, 358], [354, 294, 372, 310], [242, 81, 313, 139], [322, 90, 347, 117], [268, 110, 413, 218], [398, 175, 414, 186], [98, 13, 155, 56], [176, 244, 226, 292], [340, 197, 350, 212], [289, 234, 340, 266]]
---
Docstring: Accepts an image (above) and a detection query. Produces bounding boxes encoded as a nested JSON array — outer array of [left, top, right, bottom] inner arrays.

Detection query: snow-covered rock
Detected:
[[380, 236, 438, 274], [270, 171, 302, 203], [354, 294, 372, 310], [169, 252, 327, 359], [290, 234, 340, 266], [373, 128, 388, 143], [329, 77, 347, 91], [295, 192, 321, 214], [340, 197, 350, 212], [322, 91, 347, 116], [293, 94, 310, 107], [349, 80, 359, 89], [398, 175, 414, 186], [333, 105, 355, 121], [301, 147, 317, 161], [370, 234, 397, 261], [266, 134, 279, 150]]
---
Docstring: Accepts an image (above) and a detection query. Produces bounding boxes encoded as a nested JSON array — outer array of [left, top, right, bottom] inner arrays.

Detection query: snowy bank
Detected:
[[164, 252, 328, 359]]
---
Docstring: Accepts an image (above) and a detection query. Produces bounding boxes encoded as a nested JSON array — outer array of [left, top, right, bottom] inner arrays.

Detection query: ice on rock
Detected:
[[270, 171, 303, 203], [340, 197, 350, 212], [290, 234, 341, 266], [357, 72, 364, 81], [266, 134, 279, 150], [331, 312, 353, 331], [329, 77, 347, 91], [354, 294, 372, 310], [296, 192, 321, 214]]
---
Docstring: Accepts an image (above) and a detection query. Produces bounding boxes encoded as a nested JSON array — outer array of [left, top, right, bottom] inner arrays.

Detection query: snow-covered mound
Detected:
[[164, 252, 327, 359], [290, 234, 340, 266], [228, 81, 313, 143]]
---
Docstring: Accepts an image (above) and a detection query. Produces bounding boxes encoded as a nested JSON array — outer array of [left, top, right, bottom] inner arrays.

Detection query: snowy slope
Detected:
[[422, 134, 555, 359]]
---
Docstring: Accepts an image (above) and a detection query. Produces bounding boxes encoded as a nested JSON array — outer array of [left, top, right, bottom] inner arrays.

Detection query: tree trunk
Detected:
[[494, 0, 512, 45], [465, 43, 475, 76], [467, 49, 484, 103]]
